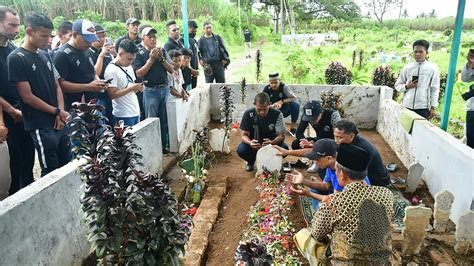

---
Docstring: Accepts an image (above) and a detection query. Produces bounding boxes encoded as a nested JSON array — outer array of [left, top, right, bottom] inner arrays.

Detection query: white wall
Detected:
[[377, 92, 474, 224], [0, 119, 164, 265]]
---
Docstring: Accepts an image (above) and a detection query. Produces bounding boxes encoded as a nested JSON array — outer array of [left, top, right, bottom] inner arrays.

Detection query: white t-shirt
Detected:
[[168, 69, 185, 98], [104, 61, 140, 118]]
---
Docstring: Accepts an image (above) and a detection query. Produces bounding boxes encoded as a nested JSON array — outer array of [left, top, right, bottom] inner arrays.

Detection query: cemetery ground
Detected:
[[160, 120, 473, 265]]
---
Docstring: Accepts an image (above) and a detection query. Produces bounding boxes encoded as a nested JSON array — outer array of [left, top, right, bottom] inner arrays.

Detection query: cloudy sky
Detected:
[[354, 0, 474, 19]]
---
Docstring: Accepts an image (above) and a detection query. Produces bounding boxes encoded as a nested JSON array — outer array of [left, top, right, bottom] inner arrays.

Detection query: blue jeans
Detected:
[[237, 142, 289, 165], [280, 101, 300, 123], [113, 116, 140, 127], [310, 188, 332, 211], [143, 85, 170, 149]]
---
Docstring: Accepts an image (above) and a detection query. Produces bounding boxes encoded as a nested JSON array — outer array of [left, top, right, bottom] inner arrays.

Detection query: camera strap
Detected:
[[111, 62, 135, 83]]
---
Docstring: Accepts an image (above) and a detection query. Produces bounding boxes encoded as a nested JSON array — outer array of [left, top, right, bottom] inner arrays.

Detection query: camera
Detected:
[[462, 84, 474, 101]]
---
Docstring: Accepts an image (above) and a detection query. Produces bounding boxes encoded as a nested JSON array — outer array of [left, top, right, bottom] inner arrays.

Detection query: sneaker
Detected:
[[289, 128, 297, 137], [307, 162, 319, 173], [245, 162, 254, 172], [282, 162, 291, 172]]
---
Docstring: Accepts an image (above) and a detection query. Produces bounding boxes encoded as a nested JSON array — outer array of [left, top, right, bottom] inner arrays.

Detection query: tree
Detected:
[[402, 9, 409, 18], [294, 0, 361, 22], [365, 0, 401, 24], [429, 9, 437, 18]]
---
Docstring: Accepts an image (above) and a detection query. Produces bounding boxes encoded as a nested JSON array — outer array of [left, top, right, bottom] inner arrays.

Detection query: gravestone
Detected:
[[209, 128, 230, 154], [454, 211, 474, 254], [406, 162, 424, 193], [402, 206, 432, 255], [433, 190, 454, 233], [255, 145, 282, 176]]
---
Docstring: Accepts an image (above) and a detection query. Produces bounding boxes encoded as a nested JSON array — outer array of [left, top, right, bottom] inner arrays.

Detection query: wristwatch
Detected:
[[54, 108, 61, 116]]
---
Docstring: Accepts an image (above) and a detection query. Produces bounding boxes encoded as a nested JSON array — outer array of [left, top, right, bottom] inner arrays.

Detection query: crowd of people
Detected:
[[0, 7, 232, 199], [0, 6, 473, 264]]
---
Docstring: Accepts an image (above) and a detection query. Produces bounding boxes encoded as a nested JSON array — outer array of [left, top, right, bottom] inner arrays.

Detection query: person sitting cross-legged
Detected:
[[237, 92, 288, 171], [293, 144, 394, 265]]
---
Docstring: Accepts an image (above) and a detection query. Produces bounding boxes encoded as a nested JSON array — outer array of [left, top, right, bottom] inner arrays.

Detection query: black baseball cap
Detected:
[[305, 139, 337, 160], [188, 20, 198, 29], [302, 101, 323, 122], [94, 24, 105, 33], [126, 18, 140, 25]]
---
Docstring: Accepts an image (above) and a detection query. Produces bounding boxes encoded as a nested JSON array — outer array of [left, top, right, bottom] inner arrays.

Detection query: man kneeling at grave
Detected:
[[293, 144, 394, 265], [237, 92, 288, 171]]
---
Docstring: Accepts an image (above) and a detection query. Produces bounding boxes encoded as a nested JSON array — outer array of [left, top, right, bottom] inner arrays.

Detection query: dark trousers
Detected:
[[237, 142, 289, 165], [191, 76, 197, 89], [30, 128, 71, 177], [408, 108, 430, 119], [279, 101, 300, 123], [205, 62, 226, 83], [97, 96, 114, 126], [5, 120, 35, 195], [136, 91, 145, 121], [467, 111, 474, 149]]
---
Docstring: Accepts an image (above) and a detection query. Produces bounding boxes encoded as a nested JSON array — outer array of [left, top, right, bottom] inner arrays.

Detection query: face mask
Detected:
[[189, 32, 196, 38]]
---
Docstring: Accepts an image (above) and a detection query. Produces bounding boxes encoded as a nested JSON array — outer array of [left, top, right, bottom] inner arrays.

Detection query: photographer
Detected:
[[395, 39, 440, 119], [461, 48, 474, 148], [237, 92, 288, 171]]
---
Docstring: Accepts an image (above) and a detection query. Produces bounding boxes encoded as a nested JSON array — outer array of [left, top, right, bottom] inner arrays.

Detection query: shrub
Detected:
[[325, 61, 352, 85], [372, 66, 398, 100]]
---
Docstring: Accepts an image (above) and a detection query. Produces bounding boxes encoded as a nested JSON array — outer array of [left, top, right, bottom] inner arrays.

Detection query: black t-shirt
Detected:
[[178, 37, 199, 69], [352, 135, 390, 186], [89, 47, 113, 100], [53, 43, 96, 110], [164, 37, 184, 53], [181, 67, 192, 90], [244, 31, 251, 42], [7, 47, 59, 131], [134, 46, 168, 87], [296, 109, 337, 140], [263, 82, 291, 104], [0, 42, 18, 107], [240, 108, 282, 143], [115, 33, 141, 53]]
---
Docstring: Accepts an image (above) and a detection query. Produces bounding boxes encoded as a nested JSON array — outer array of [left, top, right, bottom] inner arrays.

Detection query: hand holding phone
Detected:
[[412, 75, 419, 83]]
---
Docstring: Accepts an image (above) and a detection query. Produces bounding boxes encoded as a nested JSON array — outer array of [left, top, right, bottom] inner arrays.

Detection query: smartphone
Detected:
[[105, 37, 113, 46], [412, 76, 419, 83], [104, 78, 113, 84], [142, 80, 149, 85]]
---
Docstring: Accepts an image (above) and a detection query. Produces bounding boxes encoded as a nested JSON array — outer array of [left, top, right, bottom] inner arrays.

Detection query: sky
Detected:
[[354, 0, 474, 19]]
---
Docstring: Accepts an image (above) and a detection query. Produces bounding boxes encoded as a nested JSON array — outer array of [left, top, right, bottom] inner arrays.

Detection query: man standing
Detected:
[[135, 26, 174, 154], [89, 24, 114, 123], [0, 6, 35, 195], [7, 12, 70, 176], [263, 73, 299, 136], [237, 92, 288, 171], [53, 19, 106, 110], [179, 20, 200, 89], [198, 21, 229, 83], [395, 39, 440, 119], [294, 144, 393, 265], [292, 100, 341, 173], [243, 28, 251, 58], [333, 120, 390, 187], [164, 20, 183, 53], [461, 48, 474, 148], [50, 20, 72, 53], [115, 18, 140, 52]]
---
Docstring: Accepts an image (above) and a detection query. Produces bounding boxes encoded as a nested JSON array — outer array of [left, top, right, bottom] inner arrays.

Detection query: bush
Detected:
[[372, 66, 398, 100], [325, 61, 352, 85]]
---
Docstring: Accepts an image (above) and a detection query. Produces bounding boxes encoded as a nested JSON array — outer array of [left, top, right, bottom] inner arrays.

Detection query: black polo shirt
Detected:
[[7, 47, 59, 131], [263, 82, 294, 104], [352, 135, 390, 187], [164, 37, 183, 53], [295, 109, 339, 140], [53, 43, 96, 110], [0, 42, 18, 107], [240, 108, 284, 143], [134, 46, 168, 87], [115, 33, 141, 53]]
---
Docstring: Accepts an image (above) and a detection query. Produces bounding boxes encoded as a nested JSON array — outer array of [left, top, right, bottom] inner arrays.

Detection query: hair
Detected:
[[0, 6, 17, 22], [179, 48, 193, 57], [335, 120, 359, 135], [413, 39, 430, 51], [119, 39, 138, 54], [57, 20, 72, 35], [254, 92, 270, 105], [24, 12, 53, 30], [166, 20, 176, 30], [168, 50, 182, 58], [336, 162, 367, 180], [203, 21, 212, 27]]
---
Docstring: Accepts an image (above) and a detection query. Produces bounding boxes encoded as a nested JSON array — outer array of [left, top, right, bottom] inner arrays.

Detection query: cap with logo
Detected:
[[336, 144, 370, 172], [72, 19, 98, 43], [305, 138, 337, 160], [141, 27, 157, 38], [188, 20, 198, 29], [302, 100, 323, 122], [269, 72, 280, 81], [126, 18, 140, 25]]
